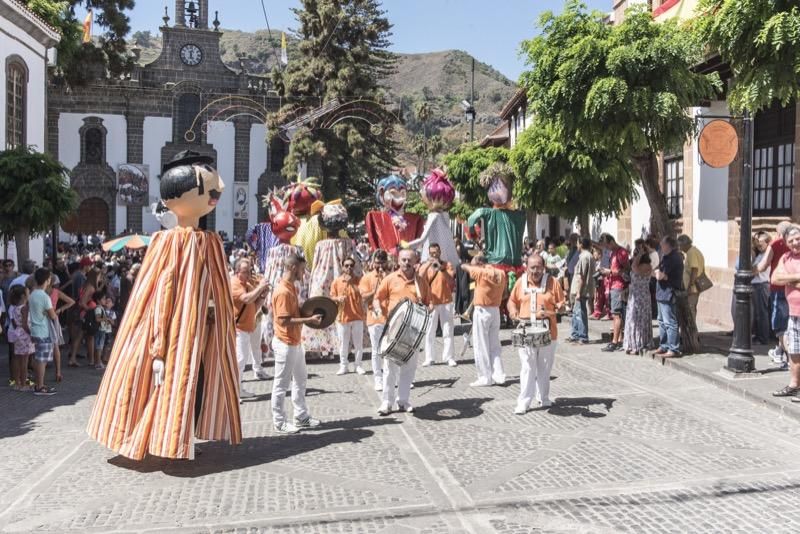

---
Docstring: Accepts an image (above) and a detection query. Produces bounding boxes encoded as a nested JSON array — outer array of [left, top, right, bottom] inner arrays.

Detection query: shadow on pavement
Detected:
[[547, 397, 616, 418], [414, 397, 493, 422], [108, 427, 377, 477], [414, 377, 460, 389]]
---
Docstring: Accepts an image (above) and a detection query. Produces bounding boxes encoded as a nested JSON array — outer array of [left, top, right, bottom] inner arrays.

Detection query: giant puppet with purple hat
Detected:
[[407, 168, 460, 267], [365, 174, 424, 256]]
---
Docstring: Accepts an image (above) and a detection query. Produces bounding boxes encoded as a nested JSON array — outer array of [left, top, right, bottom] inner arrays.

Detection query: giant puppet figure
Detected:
[[467, 162, 526, 279], [284, 176, 325, 265], [366, 174, 424, 255], [261, 194, 307, 358], [407, 168, 460, 267], [87, 150, 241, 460]]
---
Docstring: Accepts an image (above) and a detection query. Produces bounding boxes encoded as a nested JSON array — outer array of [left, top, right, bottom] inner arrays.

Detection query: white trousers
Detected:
[[271, 338, 309, 426], [472, 306, 505, 384], [337, 320, 364, 367], [517, 341, 557, 409], [382, 353, 416, 408], [424, 303, 454, 363], [368, 323, 385, 381], [236, 321, 262, 384]]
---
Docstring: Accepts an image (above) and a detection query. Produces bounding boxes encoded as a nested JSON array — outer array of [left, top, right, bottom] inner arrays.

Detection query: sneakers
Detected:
[[514, 405, 527, 415], [254, 368, 270, 380], [470, 379, 493, 387], [374, 380, 383, 392], [355, 365, 366, 375], [769, 348, 787, 364], [377, 404, 392, 416], [239, 388, 257, 399], [336, 366, 348, 376], [538, 399, 552, 408], [274, 422, 299, 434], [601, 342, 621, 352], [397, 402, 414, 413], [294, 416, 321, 429], [447, 359, 458, 367]]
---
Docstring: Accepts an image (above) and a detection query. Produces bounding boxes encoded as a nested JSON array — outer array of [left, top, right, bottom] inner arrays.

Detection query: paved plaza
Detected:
[[2, 327, 800, 534]]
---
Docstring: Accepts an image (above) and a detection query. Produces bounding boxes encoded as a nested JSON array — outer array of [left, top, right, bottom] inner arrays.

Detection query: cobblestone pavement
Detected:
[[2, 326, 800, 534]]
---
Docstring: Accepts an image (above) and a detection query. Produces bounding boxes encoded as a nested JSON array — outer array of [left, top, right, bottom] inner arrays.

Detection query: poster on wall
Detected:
[[233, 183, 249, 219], [117, 164, 150, 206]]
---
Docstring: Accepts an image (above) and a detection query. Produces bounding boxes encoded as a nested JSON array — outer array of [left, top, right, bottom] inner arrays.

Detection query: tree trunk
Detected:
[[578, 212, 590, 238], [675, 291, 700, 354], [14, 226, 30, 264], [636, 152, 674, 239], [525, 210, 537, 241]]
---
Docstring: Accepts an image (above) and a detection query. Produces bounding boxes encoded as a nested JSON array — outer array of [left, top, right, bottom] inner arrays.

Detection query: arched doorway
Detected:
[[62, 197, 110, 235]]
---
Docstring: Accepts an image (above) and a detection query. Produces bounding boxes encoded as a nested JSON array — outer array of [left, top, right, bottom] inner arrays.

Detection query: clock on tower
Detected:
[[180, 43, 203, 66]]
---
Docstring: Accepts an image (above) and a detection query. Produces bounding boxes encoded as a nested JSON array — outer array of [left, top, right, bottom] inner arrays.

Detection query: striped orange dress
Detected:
[[87, 228, 242, 460]]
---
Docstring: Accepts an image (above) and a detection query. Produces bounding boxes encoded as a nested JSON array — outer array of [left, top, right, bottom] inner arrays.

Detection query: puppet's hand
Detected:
[[152, 359, 165, 387]]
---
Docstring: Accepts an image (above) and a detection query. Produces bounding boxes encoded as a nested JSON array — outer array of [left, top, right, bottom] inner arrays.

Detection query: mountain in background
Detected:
[[131, 29, 518, 170]]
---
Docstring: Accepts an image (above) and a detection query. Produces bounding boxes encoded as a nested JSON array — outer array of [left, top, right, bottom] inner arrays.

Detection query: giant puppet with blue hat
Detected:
[[365, 174, 424, 255], [87, 150, 242, 461]]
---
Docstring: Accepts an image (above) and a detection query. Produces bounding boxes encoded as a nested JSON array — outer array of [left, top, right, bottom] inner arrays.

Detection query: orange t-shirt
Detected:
[[470, 266, 507, 308], [359, 271, 387, 326], [230, 276, 259, 333], [507, 275, 564, 340], [330, 275, 365, 323], [375, 270, 431, 318], [271, 278, 302, 345], [423, 262, 455, 305]]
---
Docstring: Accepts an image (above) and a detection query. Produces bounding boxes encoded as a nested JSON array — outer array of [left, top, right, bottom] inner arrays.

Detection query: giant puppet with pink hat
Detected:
[[407, 168, 460, 267]]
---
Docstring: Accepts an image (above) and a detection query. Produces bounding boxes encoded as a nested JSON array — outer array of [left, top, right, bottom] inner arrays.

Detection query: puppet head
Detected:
[[420, 168, 455, 211], [319, 200, 349, 233], [267, 194, 300, 243], [375, 174, 408, 212], [479, 162, 515, 208], [283, 175, 322, 216], [160, 150, 224, 227]]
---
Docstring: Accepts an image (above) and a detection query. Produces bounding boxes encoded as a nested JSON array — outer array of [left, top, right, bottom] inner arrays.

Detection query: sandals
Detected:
[[33, 386, 56, 396], [772, 385, 800, 397]]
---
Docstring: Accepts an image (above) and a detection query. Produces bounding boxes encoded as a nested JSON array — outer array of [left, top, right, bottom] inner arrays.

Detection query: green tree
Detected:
[[411, 133, 427, 174], [442, 144, 510, 209], [0, 146, 78, 263], [428, 134, 444, 167], [23, 0, 136, 86], [696, 0, 800, 113], [415, 101, 433, 171], [519, 1, 719, 239], [270, 0, 397, 202]]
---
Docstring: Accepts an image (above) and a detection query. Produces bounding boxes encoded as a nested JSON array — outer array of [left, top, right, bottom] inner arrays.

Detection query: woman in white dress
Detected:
[[407, 169, 460, 267]]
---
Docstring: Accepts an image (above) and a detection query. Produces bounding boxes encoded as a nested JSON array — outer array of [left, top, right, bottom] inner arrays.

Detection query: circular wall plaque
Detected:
[[699, 119, 739, 168]]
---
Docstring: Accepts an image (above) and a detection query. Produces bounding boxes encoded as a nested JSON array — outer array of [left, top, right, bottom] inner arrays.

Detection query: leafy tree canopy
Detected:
[[696, 0, 800, 113], [23, 0, 135, 86], [442, 144, 509, 209], [270, 0, 398, 203]]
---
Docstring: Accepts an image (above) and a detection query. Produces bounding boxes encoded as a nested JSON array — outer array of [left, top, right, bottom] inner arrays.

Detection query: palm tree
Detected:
[[415, 101, 433, 171], [411, 133, 427, 175], [0, 146, 77, 262], [428, 135, 444, 167]]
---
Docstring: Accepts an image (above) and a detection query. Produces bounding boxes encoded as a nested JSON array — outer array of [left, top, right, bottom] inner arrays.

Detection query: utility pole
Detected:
[[470, 57, 475, 143]]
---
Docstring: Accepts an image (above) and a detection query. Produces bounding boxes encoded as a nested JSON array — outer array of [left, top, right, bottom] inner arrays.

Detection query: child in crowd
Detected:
[[94, 294, 116, 367], [7, 285, 33, 391]]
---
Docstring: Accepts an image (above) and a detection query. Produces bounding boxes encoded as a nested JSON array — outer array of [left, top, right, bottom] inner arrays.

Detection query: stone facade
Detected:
[[48, 0, 285, 238]]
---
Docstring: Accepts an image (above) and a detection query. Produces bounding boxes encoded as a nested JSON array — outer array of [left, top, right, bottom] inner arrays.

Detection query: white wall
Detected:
[[590, 215, 619, 241], [142, 117, 172, 233], [692, 102, 730, 269], [249, 123, 269, 229], [629, 184, 651, 246], [0, 12, 49, 151], [206, 120, 235, 237]]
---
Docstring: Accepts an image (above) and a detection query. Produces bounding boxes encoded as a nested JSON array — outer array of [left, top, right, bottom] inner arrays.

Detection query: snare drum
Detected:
[[511, 322, 551, 349], [379, 299, 430, 366]]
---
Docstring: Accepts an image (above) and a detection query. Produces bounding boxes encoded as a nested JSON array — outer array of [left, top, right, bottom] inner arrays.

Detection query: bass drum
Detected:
[[379, 298, 430, 366]]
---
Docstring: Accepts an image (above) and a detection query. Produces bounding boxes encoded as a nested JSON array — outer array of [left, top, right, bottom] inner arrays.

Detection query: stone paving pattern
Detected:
[[1, 326, 799, 533]]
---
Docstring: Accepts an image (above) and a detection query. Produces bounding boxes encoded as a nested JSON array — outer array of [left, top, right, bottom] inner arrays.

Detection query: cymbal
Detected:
[[299, 296, 338, 329]]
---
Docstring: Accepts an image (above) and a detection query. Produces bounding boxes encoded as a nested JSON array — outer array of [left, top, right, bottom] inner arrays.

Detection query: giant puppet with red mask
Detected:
[[467, 162, 526, 280], [365, 174, 424, 255], [283, 175, 325, 266], [87, 150, 241, 461]]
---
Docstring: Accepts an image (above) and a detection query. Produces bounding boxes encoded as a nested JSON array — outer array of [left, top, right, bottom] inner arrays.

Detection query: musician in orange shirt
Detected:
[[507, 253, 565, 414], [271, 254, 323, 434], [374, 249, 431, 415], [330, 256, 366, 376], [358, 250, 389, 391], [420, 243, 457, 367], [461, 253, 507, 387]]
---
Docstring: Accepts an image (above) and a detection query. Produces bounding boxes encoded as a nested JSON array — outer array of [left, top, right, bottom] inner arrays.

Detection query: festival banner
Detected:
[[233, 183, 249, 219]]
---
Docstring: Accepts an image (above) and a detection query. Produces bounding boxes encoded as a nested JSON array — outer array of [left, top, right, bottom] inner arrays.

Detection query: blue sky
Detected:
[[114, 0, 610, 82]]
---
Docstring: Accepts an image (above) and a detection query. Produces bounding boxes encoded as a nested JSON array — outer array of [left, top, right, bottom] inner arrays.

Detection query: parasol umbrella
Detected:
[[102, 234, 151, 252]]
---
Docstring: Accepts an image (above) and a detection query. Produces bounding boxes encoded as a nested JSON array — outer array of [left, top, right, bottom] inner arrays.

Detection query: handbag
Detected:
[[695, 272, 714, 293]]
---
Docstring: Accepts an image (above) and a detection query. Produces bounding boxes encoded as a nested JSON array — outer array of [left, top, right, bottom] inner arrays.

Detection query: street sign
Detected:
[[698, 119, 739, 168]]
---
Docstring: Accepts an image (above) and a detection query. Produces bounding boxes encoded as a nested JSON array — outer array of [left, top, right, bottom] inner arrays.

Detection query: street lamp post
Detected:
[[727, 110, 755, 373]]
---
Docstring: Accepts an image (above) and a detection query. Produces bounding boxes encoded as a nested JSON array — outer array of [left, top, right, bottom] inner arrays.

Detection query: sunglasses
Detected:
[[343, 263, 355, 268]]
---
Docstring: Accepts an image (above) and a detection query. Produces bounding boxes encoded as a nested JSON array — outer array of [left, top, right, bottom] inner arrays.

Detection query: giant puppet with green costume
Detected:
[[467, 162, 526, 282]]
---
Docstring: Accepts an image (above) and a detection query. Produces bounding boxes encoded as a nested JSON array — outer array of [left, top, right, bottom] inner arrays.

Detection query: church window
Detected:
[[6, 59, 27, 149], [85, 128, 104, 164], [176, 93, 201, 143]]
